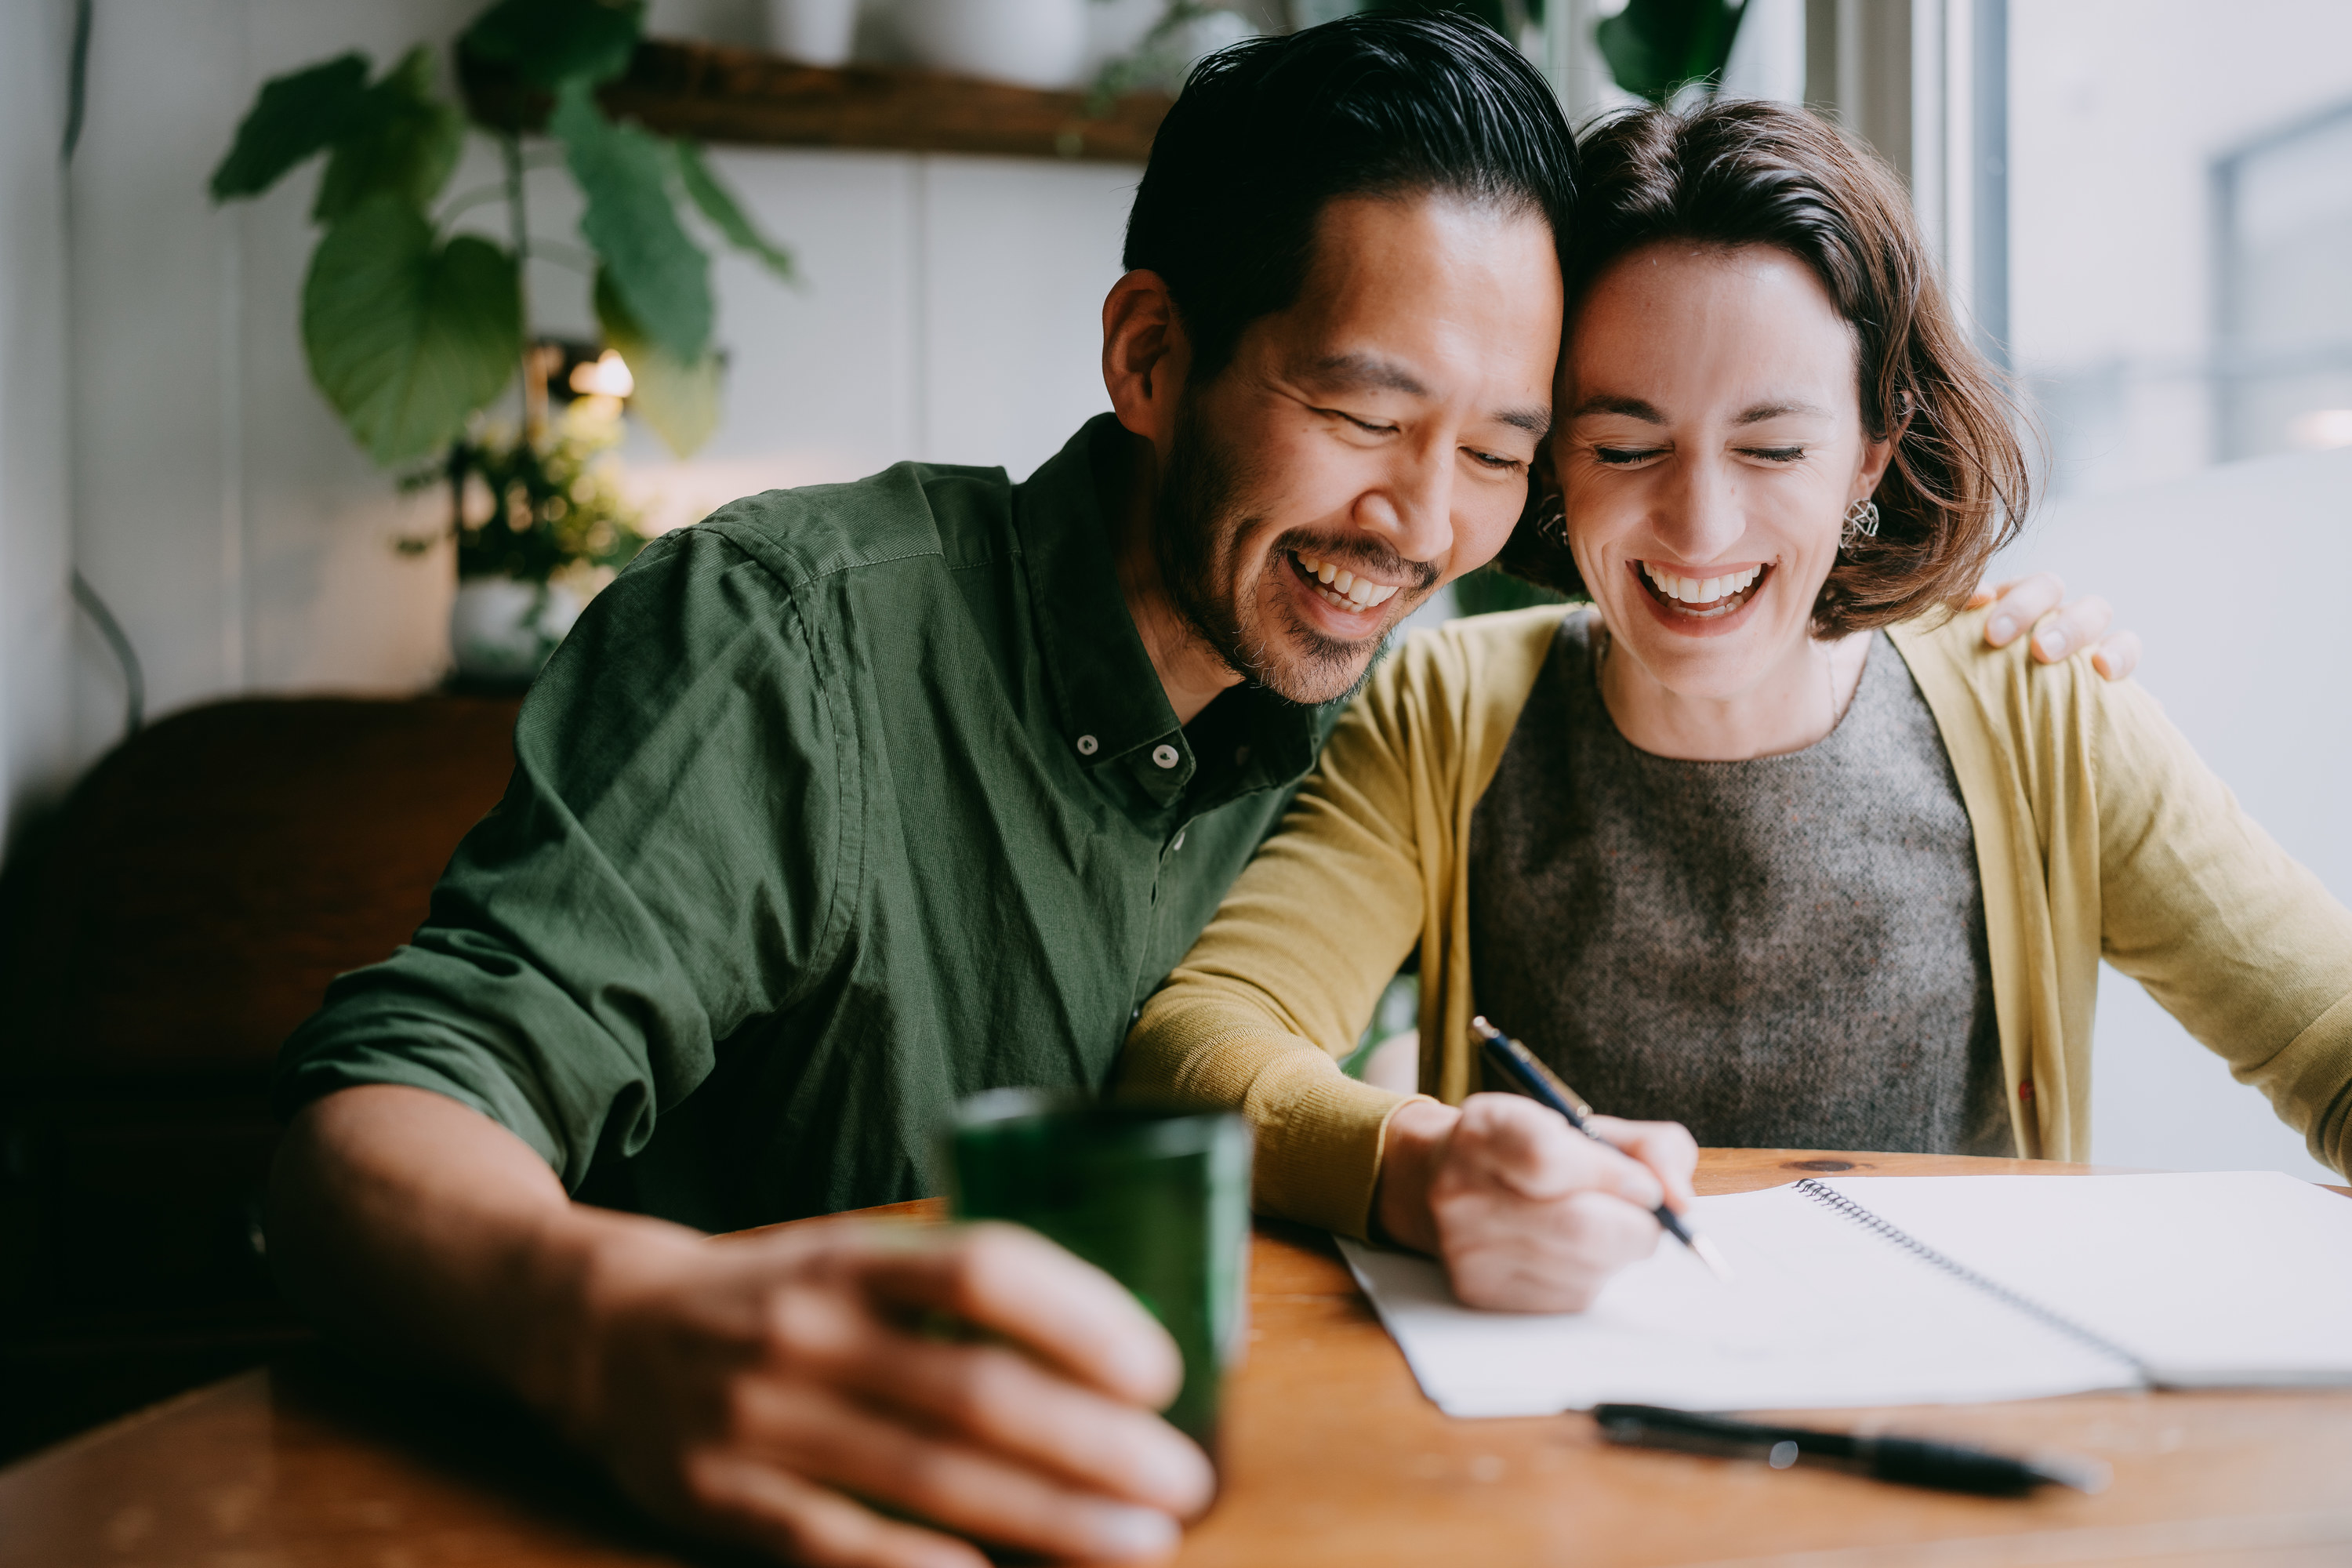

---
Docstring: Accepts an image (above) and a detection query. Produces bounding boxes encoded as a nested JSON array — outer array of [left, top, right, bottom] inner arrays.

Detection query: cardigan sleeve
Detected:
[[1116, 663, 1433, 1239], [2091, 677, 2352, 1174]]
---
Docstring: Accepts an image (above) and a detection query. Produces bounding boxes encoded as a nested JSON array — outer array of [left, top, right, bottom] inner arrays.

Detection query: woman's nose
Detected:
[[1653, 454, 1745, 562]]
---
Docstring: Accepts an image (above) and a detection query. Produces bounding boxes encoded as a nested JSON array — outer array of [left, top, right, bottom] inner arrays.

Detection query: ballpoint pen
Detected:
[[1592, 1404, 2111, 1496], [1469, 1014, 1733, 1282]]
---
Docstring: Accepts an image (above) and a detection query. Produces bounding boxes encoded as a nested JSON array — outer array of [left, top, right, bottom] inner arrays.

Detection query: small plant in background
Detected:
[[1596, 0, 1748, 106], [207, 0, 792, 485]]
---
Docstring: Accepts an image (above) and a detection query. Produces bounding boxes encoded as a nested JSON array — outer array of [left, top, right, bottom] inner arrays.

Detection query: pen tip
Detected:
[[1690, 1233, 1736, 1283]]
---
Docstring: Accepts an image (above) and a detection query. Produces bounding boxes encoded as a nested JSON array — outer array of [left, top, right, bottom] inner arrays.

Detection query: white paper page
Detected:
[[1806, 1173, 2352, 1388], [1339, 1184, 2138, 1417]]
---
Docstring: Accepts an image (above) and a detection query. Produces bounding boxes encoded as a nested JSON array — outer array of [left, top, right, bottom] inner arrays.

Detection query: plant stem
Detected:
[[503, 131, 545, 440]]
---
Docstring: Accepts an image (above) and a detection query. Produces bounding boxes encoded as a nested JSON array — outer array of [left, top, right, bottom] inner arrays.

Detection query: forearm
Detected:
[[267, 1083, 695, 1426]]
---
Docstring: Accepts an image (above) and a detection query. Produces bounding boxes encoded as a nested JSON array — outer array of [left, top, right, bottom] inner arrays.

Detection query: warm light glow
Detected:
[[2288, 409, 2352, 451], [569, 349, 635, 400]]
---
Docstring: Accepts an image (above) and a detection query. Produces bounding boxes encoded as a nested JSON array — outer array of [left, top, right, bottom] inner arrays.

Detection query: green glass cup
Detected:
[[942, 1090, 1253, 1455]]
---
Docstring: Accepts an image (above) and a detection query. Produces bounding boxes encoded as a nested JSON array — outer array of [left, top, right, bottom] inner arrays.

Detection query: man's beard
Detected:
[[1151, 403, 1430, 706]]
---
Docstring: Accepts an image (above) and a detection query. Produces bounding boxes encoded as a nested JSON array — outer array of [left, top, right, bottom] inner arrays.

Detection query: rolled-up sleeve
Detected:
[[274, 526, 852, 1190]]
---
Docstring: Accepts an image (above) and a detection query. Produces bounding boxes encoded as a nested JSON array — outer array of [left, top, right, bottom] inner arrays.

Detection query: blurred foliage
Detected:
[[403, 399, 650, 583], [1452, 564, 1566, 618], [1595, 0, 1747, 104], [209, 0, 793, 471]]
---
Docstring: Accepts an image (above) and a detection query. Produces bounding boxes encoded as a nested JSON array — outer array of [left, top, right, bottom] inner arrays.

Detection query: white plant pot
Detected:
[[895, 0, 1088, 89], [450, 577, 583, 685], [767, 0, 860, 67]]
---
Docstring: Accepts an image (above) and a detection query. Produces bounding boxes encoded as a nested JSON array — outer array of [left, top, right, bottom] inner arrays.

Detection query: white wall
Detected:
[[2003, 448, 2352, 1181], [0, 0, 77, 848], [63, 0, 1130, 769]]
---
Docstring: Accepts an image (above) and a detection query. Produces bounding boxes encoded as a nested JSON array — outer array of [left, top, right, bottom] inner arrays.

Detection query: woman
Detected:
[[1119, 100, 2352, 1312]]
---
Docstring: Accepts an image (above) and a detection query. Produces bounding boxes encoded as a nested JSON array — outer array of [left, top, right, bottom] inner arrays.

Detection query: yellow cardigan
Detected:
[[1121, 604, 2352, 1238]]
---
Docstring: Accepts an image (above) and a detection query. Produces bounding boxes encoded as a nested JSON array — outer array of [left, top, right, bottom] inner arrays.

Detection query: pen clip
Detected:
[[1471, 1016, 1594, 1119]]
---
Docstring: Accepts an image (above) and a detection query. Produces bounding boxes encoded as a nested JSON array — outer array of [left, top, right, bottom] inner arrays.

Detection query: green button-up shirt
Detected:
[[277, 418, 1334, 1228]]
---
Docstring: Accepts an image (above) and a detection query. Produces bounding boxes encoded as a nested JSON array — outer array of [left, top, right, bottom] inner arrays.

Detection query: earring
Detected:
[[1839, 497, 1881, 553], [1534, 493, 1567, 545]]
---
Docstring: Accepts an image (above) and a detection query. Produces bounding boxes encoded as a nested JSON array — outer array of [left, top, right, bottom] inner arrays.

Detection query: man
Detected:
[[269, 16, 2128, 1568]]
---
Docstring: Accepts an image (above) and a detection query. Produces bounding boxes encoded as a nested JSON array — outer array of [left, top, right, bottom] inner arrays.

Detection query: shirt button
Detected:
[[1151, 744, 1180, 769], [1171, 829, 1186, 852], [1076, 735, 1098, 756]]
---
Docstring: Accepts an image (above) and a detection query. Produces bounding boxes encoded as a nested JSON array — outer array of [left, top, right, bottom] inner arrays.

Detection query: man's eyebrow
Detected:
[[1569, 394, 1664, 423], [1734, 401, 1831, 425], [1301, 352, 1431, 398]]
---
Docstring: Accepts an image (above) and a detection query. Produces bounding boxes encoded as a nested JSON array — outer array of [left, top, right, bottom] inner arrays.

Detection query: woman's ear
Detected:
[[1853, 390, 1911, 502], [1102, 270, 1192, 446]]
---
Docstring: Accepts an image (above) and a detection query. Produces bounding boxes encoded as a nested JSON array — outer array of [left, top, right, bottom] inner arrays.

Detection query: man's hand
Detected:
[[573, 1220, 1213, 1568], [270, 1087, 1209, 1568], [1972, 572, 2142, 679], [1374, 1095, 1698, 1312]]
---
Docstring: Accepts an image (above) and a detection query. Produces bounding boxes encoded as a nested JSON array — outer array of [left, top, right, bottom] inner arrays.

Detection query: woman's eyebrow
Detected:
[[1569, 394, 1664, 422], [1734, 400, 1831, 424]]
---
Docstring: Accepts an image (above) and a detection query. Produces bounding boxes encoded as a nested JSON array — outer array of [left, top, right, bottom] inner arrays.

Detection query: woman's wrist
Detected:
[[1372, 1097, 1459, 1254]]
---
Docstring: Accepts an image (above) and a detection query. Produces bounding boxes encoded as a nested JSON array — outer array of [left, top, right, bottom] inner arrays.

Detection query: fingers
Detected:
[[853, 1222, 1184, 1410], [761, 1284, 1213, 1519], [722, 1372, 1185, 1563], [2024, 593, 2112, 665], [684, 1450, 990, 1568], [1584, 1116, 1699, 1212], [1450, 1094, 1664, 1211], [2090, 627, 2141, 681], [1978, 572, 2066, 646], [1439, 1189, 1661, 1313]]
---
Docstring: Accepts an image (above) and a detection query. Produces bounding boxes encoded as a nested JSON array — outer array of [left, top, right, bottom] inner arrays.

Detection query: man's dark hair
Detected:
[[1124, 13, 1577, 382]]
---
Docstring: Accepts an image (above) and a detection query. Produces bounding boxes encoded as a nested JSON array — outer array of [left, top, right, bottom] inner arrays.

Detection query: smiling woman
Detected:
[[1120, 99, 2352, 1319]]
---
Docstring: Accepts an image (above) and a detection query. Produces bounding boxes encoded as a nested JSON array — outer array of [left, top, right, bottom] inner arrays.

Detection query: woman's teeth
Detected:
[[1642, 561, 1763, 613], [1295, 553, 1400, 612]]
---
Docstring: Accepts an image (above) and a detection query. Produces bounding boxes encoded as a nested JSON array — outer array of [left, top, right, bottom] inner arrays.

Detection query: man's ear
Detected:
[[1102, 270, 1191, 445]]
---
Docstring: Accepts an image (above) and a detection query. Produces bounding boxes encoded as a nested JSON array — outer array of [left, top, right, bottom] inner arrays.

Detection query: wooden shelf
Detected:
[[462, 38, 1174, 164]]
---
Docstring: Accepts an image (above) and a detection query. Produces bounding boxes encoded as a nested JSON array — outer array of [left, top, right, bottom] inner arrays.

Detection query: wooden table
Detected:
[[6, 1150, 2349, 1567]]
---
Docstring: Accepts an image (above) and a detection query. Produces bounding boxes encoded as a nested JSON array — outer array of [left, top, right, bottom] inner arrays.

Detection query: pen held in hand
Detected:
[[1469, 1015, 1733, 1283]]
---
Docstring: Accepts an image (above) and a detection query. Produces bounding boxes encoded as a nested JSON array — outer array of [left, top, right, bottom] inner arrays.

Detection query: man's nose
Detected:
[[1352, 436, 1455, 568]]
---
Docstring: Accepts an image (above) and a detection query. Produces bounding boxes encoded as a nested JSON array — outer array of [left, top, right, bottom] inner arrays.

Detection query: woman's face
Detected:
[[1554, 242, 1892, 704]]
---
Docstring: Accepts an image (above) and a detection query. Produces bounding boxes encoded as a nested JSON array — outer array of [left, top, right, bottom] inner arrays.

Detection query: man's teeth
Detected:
[[1295, 553, 1399, 611], [1642, 561, 1763, 604]]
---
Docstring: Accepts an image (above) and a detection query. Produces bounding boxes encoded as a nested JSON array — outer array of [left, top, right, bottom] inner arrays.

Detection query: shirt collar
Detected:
[[1014, 416, 1323, 802]]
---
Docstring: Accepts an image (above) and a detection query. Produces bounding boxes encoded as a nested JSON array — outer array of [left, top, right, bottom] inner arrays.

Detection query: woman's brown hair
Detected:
[[1498, 100, 2031, 636]]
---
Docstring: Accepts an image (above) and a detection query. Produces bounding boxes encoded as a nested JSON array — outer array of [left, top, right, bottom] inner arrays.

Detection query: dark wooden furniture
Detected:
[[0, 695, 521, 1461], [460, 37, 1174, 163], [7, 1150, 2348, 1566]]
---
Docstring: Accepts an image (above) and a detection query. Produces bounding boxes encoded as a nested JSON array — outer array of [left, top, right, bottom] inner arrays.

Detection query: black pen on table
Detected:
[[1469, 1014, 1733, 1282], [1592, 1404, 2111, 1496]]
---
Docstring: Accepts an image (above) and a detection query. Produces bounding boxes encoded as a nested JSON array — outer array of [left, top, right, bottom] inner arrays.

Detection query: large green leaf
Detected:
[[314, 46, 466, 223], [209, 53, 369, 201], [595, 270, 719, 457], [302, 196, 521, 465], [463, 0, 646, 89], [553, 81, 712, 365], [676, 142, 794, 283], [1596, 0, 1747, 105]]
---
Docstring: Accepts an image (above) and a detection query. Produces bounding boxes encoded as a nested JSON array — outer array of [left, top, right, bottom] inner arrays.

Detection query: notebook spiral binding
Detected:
[[1794, 1179, 2151, 1378]]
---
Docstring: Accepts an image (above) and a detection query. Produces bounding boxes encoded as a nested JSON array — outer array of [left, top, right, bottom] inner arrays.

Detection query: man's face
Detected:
[[1156, 193, 1563, 706]]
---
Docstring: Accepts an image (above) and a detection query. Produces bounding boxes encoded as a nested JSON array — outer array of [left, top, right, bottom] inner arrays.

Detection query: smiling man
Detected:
[[266, 18, 1576, 1568]]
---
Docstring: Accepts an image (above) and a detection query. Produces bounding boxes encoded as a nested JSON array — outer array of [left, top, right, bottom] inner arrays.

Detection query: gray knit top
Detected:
[[1466, 612, 2013, 1156]]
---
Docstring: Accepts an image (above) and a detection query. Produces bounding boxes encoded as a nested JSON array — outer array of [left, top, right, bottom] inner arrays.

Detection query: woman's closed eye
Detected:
[[1593, 445, 1666, 466], [1739, 445, 1808, 463]]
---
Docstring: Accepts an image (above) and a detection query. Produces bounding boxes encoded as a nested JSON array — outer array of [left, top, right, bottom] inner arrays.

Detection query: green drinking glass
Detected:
[[942, 1090, 1253, 1455]]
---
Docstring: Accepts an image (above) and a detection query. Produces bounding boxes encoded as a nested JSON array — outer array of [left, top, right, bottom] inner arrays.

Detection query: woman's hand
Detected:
[[1973, 572, 2143, 679], [1374, 1095, 1699, 1312]]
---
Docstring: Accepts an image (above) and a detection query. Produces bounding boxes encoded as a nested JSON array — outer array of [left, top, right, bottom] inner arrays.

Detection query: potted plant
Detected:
[[209, 0, 793, 684]]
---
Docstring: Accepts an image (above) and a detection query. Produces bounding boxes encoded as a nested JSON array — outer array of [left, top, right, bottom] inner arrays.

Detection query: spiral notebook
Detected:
[[1338, 1172, 2352, 1417]]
